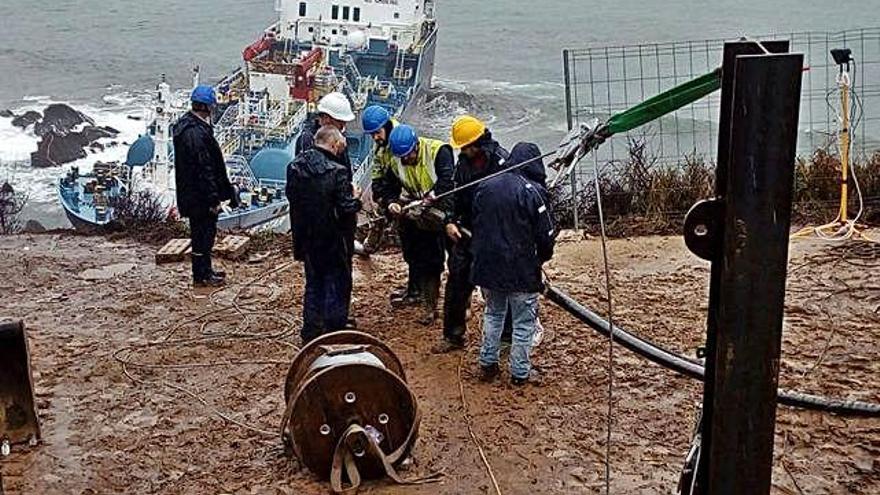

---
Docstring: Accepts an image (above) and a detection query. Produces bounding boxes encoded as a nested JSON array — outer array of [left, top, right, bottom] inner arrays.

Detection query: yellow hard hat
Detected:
[[450, 115, 486, 149]]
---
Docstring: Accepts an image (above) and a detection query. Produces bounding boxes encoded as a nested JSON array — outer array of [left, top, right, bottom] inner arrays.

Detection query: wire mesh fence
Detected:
[[559, 27, 880, 231]]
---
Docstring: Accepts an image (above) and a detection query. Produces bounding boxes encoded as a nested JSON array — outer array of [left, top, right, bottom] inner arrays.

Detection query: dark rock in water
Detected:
[[31, 130, 88, 167], [22, 220, 47, 234], [0, 109, 14, 118], [30, 125, 120, 168], [34, 104, 95, 137], [88, 125, 118, 140], [11, 110, 42, 129]]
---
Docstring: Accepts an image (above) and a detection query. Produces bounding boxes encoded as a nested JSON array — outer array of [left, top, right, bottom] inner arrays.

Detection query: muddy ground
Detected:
[[0, 232, 878, 494]]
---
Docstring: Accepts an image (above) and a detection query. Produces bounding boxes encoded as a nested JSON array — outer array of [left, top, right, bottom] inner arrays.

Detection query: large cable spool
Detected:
[[280, 331, 420, 490]]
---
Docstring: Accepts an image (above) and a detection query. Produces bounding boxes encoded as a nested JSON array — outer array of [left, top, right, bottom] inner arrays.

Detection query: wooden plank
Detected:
[[155, 238, 191, 264], [215, 235, 250, 260]]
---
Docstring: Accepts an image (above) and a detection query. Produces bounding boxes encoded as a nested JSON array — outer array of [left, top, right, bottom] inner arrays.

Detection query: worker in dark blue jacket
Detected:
[[173, 85, 237, 287], [436, 115, 511, 352], [470, 143, 556, 386]]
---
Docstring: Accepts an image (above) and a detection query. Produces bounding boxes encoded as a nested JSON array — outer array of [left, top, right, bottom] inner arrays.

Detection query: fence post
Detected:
[[563, 49, 580, 230]]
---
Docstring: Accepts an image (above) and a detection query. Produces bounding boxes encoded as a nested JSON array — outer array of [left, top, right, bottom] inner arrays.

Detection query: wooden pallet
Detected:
[[156, 239, 191, 264], [215, 235, 251, 260]]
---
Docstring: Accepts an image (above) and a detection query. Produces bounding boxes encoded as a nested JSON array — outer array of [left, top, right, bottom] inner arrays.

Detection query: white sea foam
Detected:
[[0, 93, 150, 205]]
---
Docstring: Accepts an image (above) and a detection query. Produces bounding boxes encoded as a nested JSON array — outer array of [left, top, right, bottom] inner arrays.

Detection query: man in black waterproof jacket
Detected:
[[173, 85, 237, 287], [471, 142, 556, 386], [286, 126, 363, 343], [435, 115, 511, 353]]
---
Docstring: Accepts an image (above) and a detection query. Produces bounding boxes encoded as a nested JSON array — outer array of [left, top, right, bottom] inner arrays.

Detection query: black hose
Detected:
[[545, 284, 880, 417]]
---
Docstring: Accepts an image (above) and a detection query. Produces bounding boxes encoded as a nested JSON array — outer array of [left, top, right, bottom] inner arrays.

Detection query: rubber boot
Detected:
[[391, 265, 422, 308], [417, 273, 441, 326]]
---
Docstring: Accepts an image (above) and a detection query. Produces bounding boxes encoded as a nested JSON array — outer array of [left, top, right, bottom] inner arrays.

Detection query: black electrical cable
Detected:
[[544, 284, 880, 417]]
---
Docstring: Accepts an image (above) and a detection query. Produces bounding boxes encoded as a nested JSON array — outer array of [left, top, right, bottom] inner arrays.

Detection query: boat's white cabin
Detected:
[[275, 0, 434, 51]]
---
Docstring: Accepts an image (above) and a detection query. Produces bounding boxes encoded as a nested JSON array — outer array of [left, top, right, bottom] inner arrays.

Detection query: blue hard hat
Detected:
[[389, 124, 419, 157], [362, 105, 392, 134], [191, 85, 217, 106]]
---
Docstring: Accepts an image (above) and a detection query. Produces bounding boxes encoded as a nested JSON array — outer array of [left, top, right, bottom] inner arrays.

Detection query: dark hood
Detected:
[[508, 142, 547, 188]]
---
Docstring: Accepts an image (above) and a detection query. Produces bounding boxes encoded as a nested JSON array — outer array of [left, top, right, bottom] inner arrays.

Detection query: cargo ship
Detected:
[[59, 0, 438, 231]]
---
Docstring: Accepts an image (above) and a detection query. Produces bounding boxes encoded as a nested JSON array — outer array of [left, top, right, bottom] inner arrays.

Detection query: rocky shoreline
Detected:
[[5, 103, 121, 168]]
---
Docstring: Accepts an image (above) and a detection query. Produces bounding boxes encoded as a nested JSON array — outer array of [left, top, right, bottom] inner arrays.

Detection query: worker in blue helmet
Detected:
[[173, 84, 237, 287], [363, 105, 419, 303], [375, 124, 454, 324], [363, 106, 398, 187]]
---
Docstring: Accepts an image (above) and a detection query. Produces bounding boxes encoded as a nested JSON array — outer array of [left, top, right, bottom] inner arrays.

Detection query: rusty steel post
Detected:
[[702, 50, 804, 494]]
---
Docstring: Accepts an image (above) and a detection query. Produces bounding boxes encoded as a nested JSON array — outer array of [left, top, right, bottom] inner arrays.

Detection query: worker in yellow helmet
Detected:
[[434, 115, 512, 353], [374, 123, 455, 325]]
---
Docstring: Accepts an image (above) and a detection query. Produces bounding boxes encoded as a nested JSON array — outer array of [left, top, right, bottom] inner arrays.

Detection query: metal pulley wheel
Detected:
[[280, 331, 420, 485]]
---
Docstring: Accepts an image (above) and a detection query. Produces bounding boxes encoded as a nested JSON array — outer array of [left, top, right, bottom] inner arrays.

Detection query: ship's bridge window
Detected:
[[342, 6, 350, 20], [299, 2, 306, 16], [353, 7, 361, 22], [331, 5, 339, 19]]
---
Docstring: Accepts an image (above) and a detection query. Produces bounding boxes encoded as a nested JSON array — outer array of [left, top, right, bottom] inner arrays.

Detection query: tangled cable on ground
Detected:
[[114, 259, 300, 439]]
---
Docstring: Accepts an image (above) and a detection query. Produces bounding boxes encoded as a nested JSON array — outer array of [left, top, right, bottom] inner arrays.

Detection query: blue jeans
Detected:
[[479, 289, 538, 380]]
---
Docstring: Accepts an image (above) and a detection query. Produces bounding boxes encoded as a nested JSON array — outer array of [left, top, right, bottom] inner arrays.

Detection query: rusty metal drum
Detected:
[[280, 331, 419, 482]]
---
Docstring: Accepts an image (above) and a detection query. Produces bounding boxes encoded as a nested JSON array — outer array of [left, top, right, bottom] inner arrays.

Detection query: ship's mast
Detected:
[[152, 74, 174, 190]]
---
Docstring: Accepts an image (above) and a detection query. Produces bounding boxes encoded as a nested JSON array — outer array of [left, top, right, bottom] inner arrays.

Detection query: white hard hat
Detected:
[[317, 92, 355, 122]]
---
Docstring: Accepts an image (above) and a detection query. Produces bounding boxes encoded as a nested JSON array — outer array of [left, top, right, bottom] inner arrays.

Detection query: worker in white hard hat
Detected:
[[295, 92, 357, 177], [293, 92, 360, 326]]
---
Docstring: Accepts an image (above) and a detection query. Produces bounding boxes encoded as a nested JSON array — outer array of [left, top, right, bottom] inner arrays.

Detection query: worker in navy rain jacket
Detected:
[[173, 84, 237, 287], [435, 115, 512, 353], [470, 142, 556, 385], [286, 126, 363, 343]]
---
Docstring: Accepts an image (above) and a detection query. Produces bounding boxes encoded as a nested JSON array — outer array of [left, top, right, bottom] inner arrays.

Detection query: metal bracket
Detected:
[[683, 199, 724, 262]]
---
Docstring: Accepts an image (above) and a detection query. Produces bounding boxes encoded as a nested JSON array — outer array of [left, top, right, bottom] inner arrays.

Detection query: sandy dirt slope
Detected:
[[0, 232, 877, 494]]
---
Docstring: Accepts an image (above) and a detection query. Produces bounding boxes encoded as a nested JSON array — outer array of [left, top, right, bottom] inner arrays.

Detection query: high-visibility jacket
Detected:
[[370, 119, 400, 183], [373, 135, 454, 205], [394, 137, 447, 197]]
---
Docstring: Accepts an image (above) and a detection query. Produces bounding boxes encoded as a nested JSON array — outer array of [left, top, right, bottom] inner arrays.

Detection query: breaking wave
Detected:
[[412, 77, 569, 150]]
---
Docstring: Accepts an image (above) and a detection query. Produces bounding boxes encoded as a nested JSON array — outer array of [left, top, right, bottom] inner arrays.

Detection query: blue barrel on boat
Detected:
[[250, 145, 294, 183], [126, 135, 155, 167]]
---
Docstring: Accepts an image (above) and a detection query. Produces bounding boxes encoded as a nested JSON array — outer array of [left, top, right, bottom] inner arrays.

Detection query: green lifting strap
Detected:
[[605, 68, 722, 136]]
